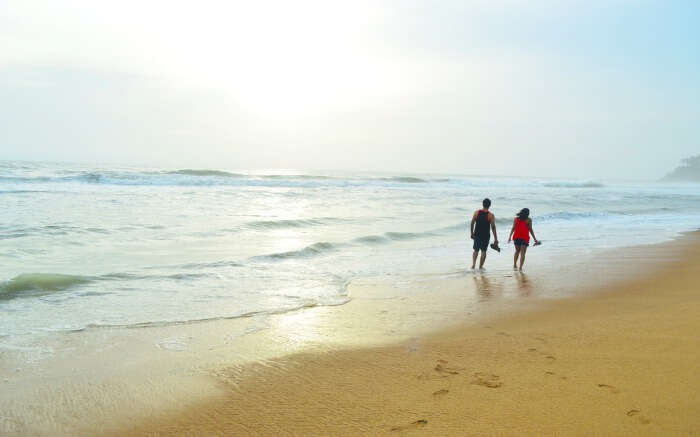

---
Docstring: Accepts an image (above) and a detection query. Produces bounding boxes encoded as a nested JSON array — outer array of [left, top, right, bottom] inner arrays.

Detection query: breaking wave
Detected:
[[536, 211, 610, 222], [542, 181, 604, 188], [0, 273, 92, 298], [245, 218, 341, 230], [78, 172, 102, 183], [380, 176, 427, 183], [385, 231, 434, 240], [260, 174, 335, 180], [0, 169, 455, 187], [254, 242, 342, 261], [249, 229, 438, 262], [0, 269, 238, 301], [168, 169, 245, 177], [353, 235, 390, 245]]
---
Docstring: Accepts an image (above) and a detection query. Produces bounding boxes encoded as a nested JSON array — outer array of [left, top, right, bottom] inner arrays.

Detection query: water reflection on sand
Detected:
[[471, 270, 535, 302]]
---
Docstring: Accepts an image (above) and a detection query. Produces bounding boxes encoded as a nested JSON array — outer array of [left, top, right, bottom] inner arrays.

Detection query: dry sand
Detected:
[[120, 234, 700, 436]]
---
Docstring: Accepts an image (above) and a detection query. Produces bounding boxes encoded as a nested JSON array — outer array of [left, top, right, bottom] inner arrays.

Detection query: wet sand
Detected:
[[119, 233, 700, 436]]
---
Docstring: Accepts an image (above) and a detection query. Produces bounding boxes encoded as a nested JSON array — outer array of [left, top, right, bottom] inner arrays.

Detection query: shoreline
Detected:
[[2, 232, 699, 435], [118, 232, 700, 435]]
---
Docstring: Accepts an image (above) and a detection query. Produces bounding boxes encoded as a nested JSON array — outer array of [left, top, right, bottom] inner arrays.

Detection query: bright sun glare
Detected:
[[137, 1, 394, 118]]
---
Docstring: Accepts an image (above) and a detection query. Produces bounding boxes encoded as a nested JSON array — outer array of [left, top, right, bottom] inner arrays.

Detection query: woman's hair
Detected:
[[517, 208, 530, 220]]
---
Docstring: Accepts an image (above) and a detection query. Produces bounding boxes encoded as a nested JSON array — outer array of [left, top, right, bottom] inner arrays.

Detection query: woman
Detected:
[[508, 208, 539, 271]]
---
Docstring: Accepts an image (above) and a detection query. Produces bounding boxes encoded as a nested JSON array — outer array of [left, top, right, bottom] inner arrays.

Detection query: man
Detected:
[[470, 198, 498, 270]]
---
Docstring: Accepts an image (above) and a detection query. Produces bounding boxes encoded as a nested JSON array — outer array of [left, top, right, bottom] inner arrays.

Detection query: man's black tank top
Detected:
[[474, 210, 490, 238]]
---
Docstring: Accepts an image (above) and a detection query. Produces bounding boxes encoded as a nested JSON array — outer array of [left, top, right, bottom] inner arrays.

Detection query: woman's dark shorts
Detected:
[[514, 238, 529, 247], [473, 236, 490, 251]]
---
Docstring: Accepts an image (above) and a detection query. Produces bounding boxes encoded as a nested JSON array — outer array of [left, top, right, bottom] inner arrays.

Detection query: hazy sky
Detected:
[[1, 0, 698, 179]]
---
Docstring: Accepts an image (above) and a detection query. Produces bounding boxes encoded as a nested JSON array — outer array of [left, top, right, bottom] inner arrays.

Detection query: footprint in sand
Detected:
[[626, 410, 651, 424], [434, 360, 461, 376], [417, 361, 461, 380], [496, 331, 510, 336], [544, 371, 555, 376], [528, 348, 537, 352], [433, 389, 449, 396], [597, 383, 620, 394], [391, 419, 428, 431], [538, 352, 556, 362], [471, 372, 502, 388]]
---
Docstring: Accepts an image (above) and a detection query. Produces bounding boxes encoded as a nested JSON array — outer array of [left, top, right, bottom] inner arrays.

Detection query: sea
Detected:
[[1, 160, 699, 344]]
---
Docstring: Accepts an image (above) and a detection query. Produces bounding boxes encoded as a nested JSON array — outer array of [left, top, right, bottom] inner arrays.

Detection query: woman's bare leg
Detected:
[[519, 246, 528, 271], [513, 246, 520, 269], [472, 250, 478, 269]]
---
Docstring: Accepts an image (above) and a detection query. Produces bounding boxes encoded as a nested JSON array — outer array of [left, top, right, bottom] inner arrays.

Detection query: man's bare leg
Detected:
[[519, 246, 528, 271], [479, 250, 487, 269], [471, 250, 478, 269]]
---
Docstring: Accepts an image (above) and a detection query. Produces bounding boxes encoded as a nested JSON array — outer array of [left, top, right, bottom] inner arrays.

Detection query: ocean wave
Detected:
[[0, 176, 52, 183], [0, 273, 92, 298], [245, 218, 339, 230], [353, 235, 390, 245], [0, 232, 27, 240], [253, 242, 342, 261], [385, 231, 434, 240], [0, 224, 109, 240], [167, 260, 243, 269], [380, 176, 428, 183], [0, 190, 54, 194], [73, 296, 351, 331], [376, 176, 450, 183], [168, 169, 245, 178], [171, 171, 337, 180], [260, 174, 335, 180], [78, 172, 102, 183], [542, 181, 604, 188], [98, 272, 212, 281], [1, 167, 457, 187], [0, 173, 119, 184], [251, 228, 443, 261], [0, 167, 610, 190], [354, 229, 439, 244], [537, 209, 682, 222], [436, 223, 468, 233], [0, 269, 231, 300], [609, 207, 675, 215], [536, 211, 609, 222]]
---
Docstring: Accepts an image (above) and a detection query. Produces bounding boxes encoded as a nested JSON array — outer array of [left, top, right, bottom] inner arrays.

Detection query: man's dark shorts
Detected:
[[514, 238, 529, 247], [473, 236, 490, 251]]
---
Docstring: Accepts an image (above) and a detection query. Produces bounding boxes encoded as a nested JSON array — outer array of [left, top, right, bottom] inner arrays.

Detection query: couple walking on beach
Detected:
[[470, 198, 540, 271]]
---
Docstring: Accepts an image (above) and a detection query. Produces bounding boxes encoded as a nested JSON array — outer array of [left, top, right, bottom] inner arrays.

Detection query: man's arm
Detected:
[[470, 211, 477, 239], [490, 213, 498, 242]]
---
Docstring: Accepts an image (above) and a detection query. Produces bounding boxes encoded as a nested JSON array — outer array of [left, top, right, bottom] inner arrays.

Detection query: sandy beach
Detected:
[[5, 2, 699, 435], [110, 233, 700, 436]]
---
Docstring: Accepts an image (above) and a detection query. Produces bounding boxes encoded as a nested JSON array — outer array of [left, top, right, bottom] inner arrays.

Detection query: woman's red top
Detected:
[[513, 217, 530, 241]]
